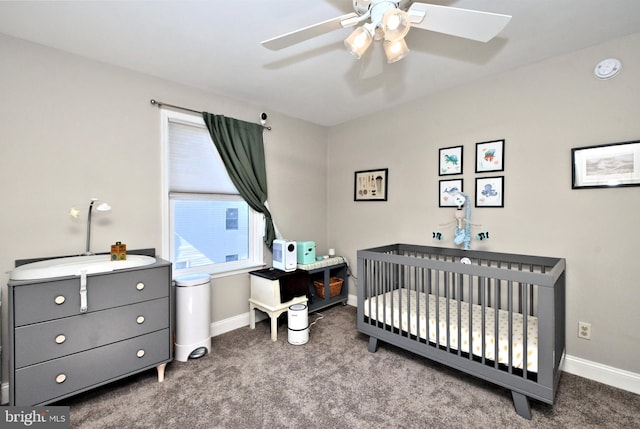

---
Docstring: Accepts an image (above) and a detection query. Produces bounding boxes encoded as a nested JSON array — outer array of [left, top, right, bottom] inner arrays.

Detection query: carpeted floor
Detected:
[[64, 305, 640, 428]]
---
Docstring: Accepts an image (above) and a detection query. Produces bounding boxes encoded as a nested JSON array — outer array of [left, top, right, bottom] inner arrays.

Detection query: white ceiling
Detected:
[[1, 1, 639, 127]]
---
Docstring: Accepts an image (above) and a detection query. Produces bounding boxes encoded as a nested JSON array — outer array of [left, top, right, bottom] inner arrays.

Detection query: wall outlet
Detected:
[[578, 321, 592, 340]]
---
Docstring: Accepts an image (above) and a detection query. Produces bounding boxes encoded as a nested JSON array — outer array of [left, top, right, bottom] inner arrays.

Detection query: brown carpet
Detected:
[[65, 305, 640, 428]]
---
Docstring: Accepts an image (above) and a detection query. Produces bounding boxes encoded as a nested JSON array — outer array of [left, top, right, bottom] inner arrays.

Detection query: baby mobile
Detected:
[[433, 190, 489, 250]]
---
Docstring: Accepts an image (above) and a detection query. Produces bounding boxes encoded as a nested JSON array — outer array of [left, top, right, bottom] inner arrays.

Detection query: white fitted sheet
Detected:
[[363, 288, 538, 373]]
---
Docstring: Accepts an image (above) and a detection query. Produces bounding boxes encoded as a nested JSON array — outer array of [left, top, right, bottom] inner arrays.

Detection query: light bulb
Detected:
[[384, 38, 410, 63], [69, 207, 80, 219], [344, 24, 374, 59], [386, 14, 401, 31]]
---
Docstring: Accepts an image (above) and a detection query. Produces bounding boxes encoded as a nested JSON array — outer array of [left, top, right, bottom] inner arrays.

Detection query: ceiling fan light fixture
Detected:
[[344, 24, 374, 59], [383, 38, 409, 63], [381, 9, 410, 42]]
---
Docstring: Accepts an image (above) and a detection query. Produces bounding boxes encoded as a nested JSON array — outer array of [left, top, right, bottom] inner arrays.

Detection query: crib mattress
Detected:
[[363, 289, 538, 373]]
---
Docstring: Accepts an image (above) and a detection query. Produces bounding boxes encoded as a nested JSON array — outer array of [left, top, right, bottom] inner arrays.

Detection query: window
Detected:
[[226, 208, 239, 230], [161, 109, 263, 277]]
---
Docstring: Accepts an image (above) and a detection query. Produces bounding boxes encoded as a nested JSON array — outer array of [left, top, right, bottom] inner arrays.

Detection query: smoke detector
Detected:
[[594, 58, 622, 80]]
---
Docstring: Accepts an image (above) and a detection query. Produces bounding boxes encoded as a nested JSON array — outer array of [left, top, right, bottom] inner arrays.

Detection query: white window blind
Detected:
[[168, 120, 238, 194]]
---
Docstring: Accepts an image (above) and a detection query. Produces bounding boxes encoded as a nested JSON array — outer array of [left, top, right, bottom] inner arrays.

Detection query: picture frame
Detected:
[[354, 168, 388, 201], [439, 179, 463, 207], [476, 139, 505, 173], [475, 176, 504, 207], [571, 140, 640, 189], [439, 145, 463, 176]]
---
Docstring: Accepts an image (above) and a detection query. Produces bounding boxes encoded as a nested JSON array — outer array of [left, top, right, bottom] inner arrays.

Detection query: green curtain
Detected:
[[202, 112, 276, 249]]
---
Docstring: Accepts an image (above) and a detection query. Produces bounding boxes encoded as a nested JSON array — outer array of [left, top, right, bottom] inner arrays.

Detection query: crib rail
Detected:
[[357, 244, 565, 409]]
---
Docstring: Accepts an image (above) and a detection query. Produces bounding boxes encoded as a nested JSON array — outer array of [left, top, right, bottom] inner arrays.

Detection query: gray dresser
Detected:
[[8, 258, 173, 406]]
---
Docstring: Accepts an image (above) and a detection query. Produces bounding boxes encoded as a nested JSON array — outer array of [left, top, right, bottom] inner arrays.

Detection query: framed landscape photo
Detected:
[[475, 176, 504, 207], [354, 168, 388, 201], [476, 139, 505, 173], [571, 140, 640, 189], [439, 179, 463, 207], [439, 146, 463, 176]]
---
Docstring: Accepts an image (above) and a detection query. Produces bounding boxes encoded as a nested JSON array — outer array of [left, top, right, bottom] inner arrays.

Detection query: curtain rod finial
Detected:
[[150, 99, 157, 105]]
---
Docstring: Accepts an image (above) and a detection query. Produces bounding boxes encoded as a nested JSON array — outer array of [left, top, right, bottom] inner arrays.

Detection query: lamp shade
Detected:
[[95, 202, 112, 212], [344, 25, 374, 59], [383, 38, 410, 63], [382, 9, 410, 42]]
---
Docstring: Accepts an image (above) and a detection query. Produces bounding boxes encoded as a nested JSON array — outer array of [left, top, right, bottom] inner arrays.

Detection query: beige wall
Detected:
[[327, 32, 640, 374], [0, 34, 328, 381]]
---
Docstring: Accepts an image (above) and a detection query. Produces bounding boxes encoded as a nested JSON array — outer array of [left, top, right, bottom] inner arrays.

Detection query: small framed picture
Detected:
[[354, 168, 388, 201], [475, 176, 504, 207], [476, 139, 505, 173], [439, 179, 463, 207], [439, 146, 463, 175], [572, 140, 640, 189]]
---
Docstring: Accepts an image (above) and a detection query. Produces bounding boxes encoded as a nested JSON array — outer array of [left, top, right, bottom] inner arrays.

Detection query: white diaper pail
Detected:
[[175, 273, 211, 362], [287, 303, 309, 345]]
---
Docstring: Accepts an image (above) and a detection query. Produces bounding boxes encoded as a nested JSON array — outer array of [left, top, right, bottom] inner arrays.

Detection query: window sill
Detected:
[[172, 261, 266, 281]]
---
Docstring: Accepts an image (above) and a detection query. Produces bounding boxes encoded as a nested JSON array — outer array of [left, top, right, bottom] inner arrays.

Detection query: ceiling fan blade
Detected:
[[261, 12, 359, 50], [408, 3, 511, 43]]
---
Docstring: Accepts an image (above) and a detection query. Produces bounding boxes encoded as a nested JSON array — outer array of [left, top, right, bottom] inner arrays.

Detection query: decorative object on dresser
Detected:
[[7, 249, 172, 406]]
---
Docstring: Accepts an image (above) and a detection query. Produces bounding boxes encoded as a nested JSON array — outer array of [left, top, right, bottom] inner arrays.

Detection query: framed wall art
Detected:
[[439, 145, 463, 176], [354, 168, 388, 201], [476, 139, 505, 173], [571, 140, 640, 189], [475, 176, 504, 207], [439, 179, 463, 207]]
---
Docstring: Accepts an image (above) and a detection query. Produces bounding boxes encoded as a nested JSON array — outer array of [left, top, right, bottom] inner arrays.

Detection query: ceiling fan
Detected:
[[261, 0, 512, 63]]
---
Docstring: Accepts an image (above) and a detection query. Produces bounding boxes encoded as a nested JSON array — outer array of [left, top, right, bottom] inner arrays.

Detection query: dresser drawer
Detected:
[[14, 329, 170, 406], [12, 265, 170, 326], [14, 298, 169, 368]]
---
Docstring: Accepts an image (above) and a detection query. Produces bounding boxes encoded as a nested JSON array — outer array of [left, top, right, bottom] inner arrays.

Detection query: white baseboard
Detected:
[[346, 293, 357, 307], [562, 354, 640, 395], [210, 311, 266, 337]]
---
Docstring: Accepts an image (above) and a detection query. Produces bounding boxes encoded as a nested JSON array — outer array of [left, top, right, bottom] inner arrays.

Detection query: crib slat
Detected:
[[480, 276, 486, 366], [522, 282, 529, 379], [494, 278, 500, 369], [508, 280, 514, 373], [445, 270, 451, 352], [435, 269, 441, 348]]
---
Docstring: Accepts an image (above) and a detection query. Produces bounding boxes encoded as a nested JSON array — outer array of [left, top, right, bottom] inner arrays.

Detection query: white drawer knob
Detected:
[[136, 282, 145, 291], [55, 334, 66, 344], [55, 374, 67, 384], [136, 316, 145, 324], [54, 295, 66, 305], [136, 349, 145, 358]]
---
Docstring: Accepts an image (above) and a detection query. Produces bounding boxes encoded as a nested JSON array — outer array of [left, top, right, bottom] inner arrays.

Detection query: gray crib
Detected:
[[357, 244, 566, 419]]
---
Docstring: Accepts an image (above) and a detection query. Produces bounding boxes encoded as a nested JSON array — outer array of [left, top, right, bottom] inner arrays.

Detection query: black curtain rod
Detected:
[[149, 99, 271, 131]]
